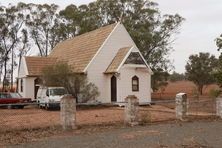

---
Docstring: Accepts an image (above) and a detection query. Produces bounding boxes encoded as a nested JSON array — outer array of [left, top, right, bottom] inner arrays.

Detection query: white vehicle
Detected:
[[37, 87, 67, 109]]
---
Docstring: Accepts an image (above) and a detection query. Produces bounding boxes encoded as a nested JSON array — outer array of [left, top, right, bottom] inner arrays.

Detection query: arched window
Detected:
[[132, 76, 139, 91]]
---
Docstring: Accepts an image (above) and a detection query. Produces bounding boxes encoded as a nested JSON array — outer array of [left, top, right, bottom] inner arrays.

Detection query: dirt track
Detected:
[[10, 120, 222, 148], [0, 103, 218, 146]]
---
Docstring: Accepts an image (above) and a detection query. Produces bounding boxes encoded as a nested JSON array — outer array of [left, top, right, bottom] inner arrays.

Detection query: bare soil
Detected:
[[0, 105, 176, 132], [0, 100, 218, 146]]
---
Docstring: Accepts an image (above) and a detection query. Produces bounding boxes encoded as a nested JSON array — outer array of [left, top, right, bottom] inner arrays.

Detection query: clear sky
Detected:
[[1, 0, 222, 73]]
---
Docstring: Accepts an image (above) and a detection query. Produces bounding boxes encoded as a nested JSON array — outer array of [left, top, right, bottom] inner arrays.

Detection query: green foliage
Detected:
[[209, 89, 221, 99], [0, 3, 29, 90], [151, 68, 169, 91], [42, 62, 100, 103], [185, 52, 217, 95], [213, 54, 222, 87], [169, 71, 186, 82], [216, 34, 222, 51], [25, 3, 61, 57]]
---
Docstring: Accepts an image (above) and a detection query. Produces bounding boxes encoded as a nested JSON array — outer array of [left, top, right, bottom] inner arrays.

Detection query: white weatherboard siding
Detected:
[[23, 77, 36, 100], [18, 57, 28, 97], [87, 23, 136, 103], [118, 65, 151, 103], [18, 78, 24, 97], [18, 57, 28, 78], [19, 77, 36, 100]]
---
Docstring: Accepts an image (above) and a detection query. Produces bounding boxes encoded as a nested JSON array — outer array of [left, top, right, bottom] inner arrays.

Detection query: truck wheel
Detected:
[[45, 104, 50, 110], [38, 102, 42, 109]]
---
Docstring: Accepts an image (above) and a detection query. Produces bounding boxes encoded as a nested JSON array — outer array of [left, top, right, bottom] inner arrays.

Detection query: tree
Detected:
[[26, 4, 62, 57], [41, 62, 100, 103], [0, 3, 28, 90], [185, 52, 217, 95], [216, 34, 222, 51], [213, 54, 222, 88], [169, 71, 186, 82], [151, 68, 169, 91], [60, 0, 184, 90]]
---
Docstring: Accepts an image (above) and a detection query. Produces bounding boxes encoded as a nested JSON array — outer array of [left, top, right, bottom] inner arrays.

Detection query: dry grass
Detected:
[[152, 80, 219, 100]]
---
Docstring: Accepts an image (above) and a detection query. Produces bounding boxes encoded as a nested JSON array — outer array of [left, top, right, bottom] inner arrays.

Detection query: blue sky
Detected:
[[1, 0, 222, 73]]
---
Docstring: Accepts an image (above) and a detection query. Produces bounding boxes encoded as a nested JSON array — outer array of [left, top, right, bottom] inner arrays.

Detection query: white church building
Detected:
[[17, 22, 153, 104]]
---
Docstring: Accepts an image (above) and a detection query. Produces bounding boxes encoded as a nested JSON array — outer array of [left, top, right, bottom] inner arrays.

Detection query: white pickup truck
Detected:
[[37, 87, 67, 110]]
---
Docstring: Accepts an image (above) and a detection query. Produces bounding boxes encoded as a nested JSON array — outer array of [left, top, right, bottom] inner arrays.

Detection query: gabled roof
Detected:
[[25, 57, 57, 76], [49, 23, 118, 73], [105, 46, 153, 74], [105, 47, 132, 74]]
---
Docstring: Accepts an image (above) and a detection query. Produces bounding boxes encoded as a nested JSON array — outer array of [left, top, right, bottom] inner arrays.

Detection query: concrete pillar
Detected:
[[60, 95, 76, 130], [216, 97, 222, 118], [175, 93, 187, 120], [124, 95, 139, 126]]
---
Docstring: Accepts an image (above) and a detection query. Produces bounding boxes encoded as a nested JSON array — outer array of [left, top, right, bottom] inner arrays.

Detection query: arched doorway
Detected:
[[111, 75, 117, 102], [34, 78, 42, 99]]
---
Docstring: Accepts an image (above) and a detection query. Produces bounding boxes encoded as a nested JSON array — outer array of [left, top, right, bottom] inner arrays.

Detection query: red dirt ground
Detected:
[[0, 97, 216, 133], [0, 103, 217, 146], [0, 106, 176, 132]]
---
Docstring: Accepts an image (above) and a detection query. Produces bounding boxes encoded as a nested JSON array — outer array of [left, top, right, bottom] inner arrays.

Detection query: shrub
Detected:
[[209, 89, 221, 99], [139, 111, 152, 125], [42, 62, 100, 103]]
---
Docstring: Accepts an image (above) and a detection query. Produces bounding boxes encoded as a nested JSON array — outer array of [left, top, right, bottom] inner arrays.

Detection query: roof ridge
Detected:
[[24, 56, 57, 59], [69, 23, 117, 40], [53, 23, 118, 48]]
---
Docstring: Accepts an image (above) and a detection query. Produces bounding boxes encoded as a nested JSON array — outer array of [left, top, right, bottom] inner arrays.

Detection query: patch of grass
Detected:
[[139, 111, 152, 125]]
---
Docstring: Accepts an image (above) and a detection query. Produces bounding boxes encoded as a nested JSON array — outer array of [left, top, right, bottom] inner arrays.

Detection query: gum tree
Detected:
[[185, 52, 217, 95]]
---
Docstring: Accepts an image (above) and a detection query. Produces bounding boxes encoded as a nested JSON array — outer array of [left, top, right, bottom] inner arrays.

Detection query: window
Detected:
[[49, 88, 67, 96], [20, 79, 23, 92], [125, 52, 145, 65], [132, 76, 139, 91]]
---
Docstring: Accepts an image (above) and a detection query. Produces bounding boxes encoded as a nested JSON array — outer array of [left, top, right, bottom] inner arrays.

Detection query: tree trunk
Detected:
[[2, 59, 7, 91], [45, 31, 49, 57], [198, 85, 203, 95], [11, 49, 13, 90], [0, 64, 3, 84]]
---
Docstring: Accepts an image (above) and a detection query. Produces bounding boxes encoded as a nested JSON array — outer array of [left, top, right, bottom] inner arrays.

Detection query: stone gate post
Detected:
[[216, 97, 222, 118], [175, 93, 187, 120], [124, 95, 139, 126], [60, 95, 76, 130]]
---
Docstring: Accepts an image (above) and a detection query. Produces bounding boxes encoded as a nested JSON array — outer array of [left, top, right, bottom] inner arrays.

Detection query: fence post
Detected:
[[60, 95, 76, 130], [175, 93, 187, 121], [124, 95, 139, 126], [216, 97, 222, 118]]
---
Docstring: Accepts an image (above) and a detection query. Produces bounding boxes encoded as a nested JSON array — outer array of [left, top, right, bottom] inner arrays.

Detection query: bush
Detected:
[[42, 62, 100, 103], [209, 89, 221, 99], [139, 111, 152, 125]]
